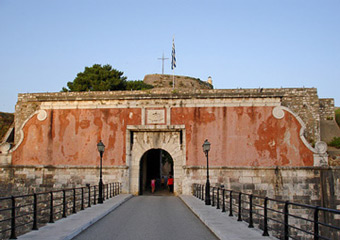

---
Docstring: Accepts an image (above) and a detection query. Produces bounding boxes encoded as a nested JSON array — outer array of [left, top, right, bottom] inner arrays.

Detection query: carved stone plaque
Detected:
[[146, 109, 165, 124]]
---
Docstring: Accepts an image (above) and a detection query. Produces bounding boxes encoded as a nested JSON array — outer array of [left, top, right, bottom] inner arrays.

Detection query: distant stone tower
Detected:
[[207, 76, 212, 85]]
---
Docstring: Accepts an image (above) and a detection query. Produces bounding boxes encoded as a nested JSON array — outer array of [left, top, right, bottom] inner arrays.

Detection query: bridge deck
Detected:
[[17, 194, 275, 240]]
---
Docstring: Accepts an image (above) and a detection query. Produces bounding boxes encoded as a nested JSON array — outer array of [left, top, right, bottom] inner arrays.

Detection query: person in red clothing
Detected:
[[151, 179, 156, 193], [167, 175, 174, 193]]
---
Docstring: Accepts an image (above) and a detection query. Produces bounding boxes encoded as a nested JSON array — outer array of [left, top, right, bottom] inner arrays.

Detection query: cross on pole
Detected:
[[158, 53, 169, 75]]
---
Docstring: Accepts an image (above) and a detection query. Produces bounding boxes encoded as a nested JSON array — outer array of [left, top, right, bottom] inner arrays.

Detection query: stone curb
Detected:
[[17, 194, 133, 240], [179, 195, 277, 240]]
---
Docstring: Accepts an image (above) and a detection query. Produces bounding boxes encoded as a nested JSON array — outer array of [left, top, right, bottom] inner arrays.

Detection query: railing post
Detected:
[[81, 187, 84, 210], [217, 188, 220, 209], [314, 206, 319, 240], [104, 184, 106, 201], [248, 194, 254, 228], [284, 201, 289, 240], [88, 185, 91, 208], [94, 186, 96, 204], [102, 184, 105, 201], [62, 190, 67, 218], [10, 196, 17, 240], [229, 191, 233, 216], [222, 189, 226, 212], [212, 187, 215, 207], [32, 193, 38, 230], [110, 183, 112, 198], [199, 184, 201, 200], [107, 184, 109, 199], [73, 188, 76, 214], [238, 192, 242, 221], [49, 192, 54, 223], [201, 185, 204, 201], [262, 197, 269, 236]]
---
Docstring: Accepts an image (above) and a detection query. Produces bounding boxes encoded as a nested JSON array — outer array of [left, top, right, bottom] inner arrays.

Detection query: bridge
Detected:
[[1, 182, 339, 240], [16, 194, 271, 240]]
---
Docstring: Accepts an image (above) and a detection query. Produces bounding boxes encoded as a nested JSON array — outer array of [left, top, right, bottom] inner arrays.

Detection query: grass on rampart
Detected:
[[336, 108, 340, 128]]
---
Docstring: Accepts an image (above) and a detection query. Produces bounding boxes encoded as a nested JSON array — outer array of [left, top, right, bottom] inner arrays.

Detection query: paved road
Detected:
[[73, 196, 218, 240]]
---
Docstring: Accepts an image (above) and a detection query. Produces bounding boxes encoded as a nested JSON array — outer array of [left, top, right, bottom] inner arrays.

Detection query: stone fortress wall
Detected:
[[1, 85, 339, 238], [0, 87, 337, 190], [13, 87, 328, 146]]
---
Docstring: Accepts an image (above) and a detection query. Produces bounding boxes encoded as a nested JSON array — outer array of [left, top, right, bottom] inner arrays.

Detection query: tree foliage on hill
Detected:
[[62, 64, 127, 92], [126, 80, 153, 90], [62, 64, 153, 92], [0, 112, 14, 141]]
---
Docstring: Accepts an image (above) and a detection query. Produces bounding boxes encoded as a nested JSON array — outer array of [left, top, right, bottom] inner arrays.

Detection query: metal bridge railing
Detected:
[[193, 183, 340, 240], [0, 182, 121, 240]]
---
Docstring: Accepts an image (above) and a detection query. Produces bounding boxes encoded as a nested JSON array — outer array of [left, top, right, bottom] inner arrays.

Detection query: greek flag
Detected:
[[171, 38, 176, 70]]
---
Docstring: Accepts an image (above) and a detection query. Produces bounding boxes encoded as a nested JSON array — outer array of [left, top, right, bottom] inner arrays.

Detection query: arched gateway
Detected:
[[138, 149, 173, 195], [126, 126, 186, 195]]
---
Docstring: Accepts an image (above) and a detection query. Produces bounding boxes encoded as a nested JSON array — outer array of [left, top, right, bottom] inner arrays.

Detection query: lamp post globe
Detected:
[[202, 139, 211, 205], [97, 140, 105, 204]]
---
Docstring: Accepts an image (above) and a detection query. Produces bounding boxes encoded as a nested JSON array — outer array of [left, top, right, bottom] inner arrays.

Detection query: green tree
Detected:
[[126, 80, 153, 90], [62, 64, 127, 92], [0, 112, 14, 141]]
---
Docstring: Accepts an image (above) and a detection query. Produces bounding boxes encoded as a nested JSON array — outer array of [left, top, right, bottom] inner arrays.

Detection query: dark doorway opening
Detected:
[[139, 149, 174, 195]]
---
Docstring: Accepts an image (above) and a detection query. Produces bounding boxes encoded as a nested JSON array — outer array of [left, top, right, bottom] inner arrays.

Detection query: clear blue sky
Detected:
[[0, 0, 339, 113]]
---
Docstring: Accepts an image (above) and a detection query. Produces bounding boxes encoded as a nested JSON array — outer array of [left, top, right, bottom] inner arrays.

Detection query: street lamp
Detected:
[[97, 140, 105, 204], [202, 139, 211, 205]]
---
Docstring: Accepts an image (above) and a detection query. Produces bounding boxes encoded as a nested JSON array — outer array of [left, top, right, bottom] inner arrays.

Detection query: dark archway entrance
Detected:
[[139, 149, 173, 195]]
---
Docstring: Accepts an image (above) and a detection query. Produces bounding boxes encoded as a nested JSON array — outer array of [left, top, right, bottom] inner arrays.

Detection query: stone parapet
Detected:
[[17, 87, 316, 102], [0, 165, 128, 197], [319, 98, 335, 121], [184, 166, 340, 239]]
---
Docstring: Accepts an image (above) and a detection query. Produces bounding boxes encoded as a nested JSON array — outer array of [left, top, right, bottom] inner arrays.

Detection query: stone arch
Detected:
[[138, 148, 174, 195], [126, 126, 186, 195]]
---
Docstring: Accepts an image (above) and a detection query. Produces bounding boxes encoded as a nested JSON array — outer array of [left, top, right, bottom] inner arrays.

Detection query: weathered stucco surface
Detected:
[[172, 106, 313, 167], [12, 105, 313, 167], [12, 108, 141, 166]]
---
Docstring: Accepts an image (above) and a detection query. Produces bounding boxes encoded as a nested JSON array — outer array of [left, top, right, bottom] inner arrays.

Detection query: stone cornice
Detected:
[[17, 87, 318, 103]]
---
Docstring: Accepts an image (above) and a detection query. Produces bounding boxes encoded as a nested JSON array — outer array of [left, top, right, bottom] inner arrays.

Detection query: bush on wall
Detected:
[[329, 137, 340, 149]]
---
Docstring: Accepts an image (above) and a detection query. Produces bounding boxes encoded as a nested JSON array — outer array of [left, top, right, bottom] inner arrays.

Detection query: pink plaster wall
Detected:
[[12, 108, 141, 166], [171, 106, 313, 167], [12, 106, 314, 167]]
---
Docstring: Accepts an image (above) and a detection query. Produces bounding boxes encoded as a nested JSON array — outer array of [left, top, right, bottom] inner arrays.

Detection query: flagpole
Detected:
[[171, 36, 176, 89], [173, 69, 175, 89]]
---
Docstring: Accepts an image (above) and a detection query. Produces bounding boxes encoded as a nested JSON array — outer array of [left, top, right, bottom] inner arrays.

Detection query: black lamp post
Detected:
[[203, 139, 211, 205], [97, 140, 105, 204]]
